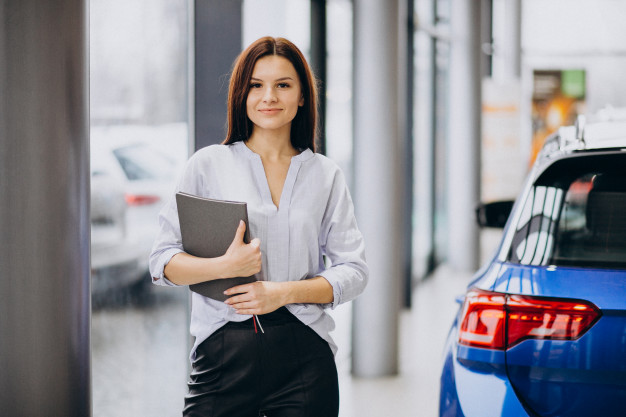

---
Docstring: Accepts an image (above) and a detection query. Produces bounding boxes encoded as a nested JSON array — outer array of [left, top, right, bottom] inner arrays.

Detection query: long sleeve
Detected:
[[148, 151, 205, 286], [317, 168, 369, 309]]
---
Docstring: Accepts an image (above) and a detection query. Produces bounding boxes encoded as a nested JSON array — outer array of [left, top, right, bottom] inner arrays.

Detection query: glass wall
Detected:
[[413, 0, 451, 279], [325, 0, 354, 180], [90, 0, 190, 415]]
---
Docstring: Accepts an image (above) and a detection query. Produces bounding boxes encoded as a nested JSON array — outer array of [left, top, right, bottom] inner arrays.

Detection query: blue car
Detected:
[[439, 116, 626, 417]]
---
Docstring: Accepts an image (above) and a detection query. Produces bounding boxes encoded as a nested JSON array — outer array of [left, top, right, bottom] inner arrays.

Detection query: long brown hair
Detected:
[[222, 37, 318, 152]]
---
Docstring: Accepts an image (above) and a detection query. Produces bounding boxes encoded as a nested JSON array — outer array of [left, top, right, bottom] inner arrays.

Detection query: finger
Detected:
[[234, 308, 259, 315], [224, 293, 252, 306], [230, 300, 258, 310], [224, 283, 252, 297], [232, 220, 246, 244], [232, 302, 262, 315]]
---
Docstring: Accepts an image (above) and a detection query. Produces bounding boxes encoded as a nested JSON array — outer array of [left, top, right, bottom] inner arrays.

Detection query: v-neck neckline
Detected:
[[238, 141, 314, 212]]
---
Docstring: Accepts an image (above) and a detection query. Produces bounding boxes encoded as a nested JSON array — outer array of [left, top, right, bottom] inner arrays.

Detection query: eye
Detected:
[[249, 82, 262, 89], [277, 82, 290, 88]]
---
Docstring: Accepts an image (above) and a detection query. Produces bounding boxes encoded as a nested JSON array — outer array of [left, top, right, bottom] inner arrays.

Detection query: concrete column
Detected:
[[492, 0, 521, 81], [352, 0, 402, 377], [0, 1, 91, 415], [447, 0, 482, 271]]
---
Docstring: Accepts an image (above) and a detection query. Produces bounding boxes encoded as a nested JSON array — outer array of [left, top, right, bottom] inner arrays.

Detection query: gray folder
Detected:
[[175, 192, 257, 301]]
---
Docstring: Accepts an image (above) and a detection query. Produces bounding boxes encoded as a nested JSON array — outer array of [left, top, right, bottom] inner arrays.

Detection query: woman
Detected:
[[149, 36, 368, 417]]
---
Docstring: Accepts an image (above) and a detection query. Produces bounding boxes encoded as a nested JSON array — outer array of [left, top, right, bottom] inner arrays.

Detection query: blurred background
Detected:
[[87, 1, 626, 415], [3, 0, 626, 416]]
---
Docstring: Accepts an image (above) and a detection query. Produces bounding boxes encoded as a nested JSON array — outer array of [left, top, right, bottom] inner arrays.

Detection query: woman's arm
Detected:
[[223, 276, 333, 315], [164, 220, 262, 285]]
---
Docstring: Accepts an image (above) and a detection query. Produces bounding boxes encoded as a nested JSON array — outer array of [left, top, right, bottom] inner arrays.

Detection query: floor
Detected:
[[335, 265, 473, 417]]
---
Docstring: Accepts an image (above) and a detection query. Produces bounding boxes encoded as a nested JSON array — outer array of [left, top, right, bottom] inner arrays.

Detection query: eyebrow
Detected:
[[250, 77, 295, 82]]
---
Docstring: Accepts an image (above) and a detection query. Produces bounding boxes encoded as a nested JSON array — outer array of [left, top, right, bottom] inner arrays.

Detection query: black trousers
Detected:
[[183, 307, 339, 417]]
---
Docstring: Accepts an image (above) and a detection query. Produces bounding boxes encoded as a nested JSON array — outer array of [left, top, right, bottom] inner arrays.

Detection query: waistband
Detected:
[[228, 307, 299, 329]]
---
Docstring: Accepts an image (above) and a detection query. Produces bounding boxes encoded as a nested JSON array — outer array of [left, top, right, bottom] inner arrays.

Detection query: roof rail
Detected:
[[594, 105, 626, 122], [555, 122, 585, 153], [542, 112, 626, 161]]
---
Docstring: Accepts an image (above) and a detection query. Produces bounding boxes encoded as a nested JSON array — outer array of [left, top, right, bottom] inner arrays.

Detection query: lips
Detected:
[[259, 108, 282, 114]]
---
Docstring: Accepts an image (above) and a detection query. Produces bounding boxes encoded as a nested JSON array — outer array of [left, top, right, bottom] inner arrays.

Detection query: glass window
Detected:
[[413, 0, 452, 277], [507, 155, 626, 269], [90, 1, 190, 415]]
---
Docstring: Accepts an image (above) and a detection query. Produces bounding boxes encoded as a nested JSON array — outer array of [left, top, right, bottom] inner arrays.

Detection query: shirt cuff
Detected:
[[151, 248, 184, 287], [317, 269, 344, 310]]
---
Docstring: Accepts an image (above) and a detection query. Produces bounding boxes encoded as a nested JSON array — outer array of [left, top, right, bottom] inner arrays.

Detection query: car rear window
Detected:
[[113, 144, 176, 181], [507, 153, 626, 269]]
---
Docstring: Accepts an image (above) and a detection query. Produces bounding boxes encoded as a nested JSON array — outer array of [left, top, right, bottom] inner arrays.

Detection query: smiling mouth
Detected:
[[259, 108, 281, 114]]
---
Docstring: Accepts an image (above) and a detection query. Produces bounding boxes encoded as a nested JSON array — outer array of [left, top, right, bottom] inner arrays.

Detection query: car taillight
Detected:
[[506, 295, 601, 347], [125, 193, 161, 206], [458, 290, 507, 349], [458, 289, 601, 350]]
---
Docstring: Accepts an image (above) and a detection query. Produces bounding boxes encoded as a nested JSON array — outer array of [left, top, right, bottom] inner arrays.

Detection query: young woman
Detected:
[[149, 36, 368, 417]]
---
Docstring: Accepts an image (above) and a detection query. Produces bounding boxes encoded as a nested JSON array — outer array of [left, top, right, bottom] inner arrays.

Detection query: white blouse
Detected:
[[149, 140, 368, 358]]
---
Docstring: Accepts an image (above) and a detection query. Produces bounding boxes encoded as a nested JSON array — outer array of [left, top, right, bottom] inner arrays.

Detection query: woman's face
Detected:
[[246, 55, 304, 136]]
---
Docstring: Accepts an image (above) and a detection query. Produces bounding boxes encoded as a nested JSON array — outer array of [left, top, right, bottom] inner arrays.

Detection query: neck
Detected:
[[247, 128, 297, 160]]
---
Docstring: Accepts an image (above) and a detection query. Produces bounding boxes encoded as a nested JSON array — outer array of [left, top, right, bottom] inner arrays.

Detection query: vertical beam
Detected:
[[310, 0, 327, 154], [0, 1, 91, 415], [352, 0, 401, 377], [400, 0, 415, 307], [447, 0, 482, 271], [194, 0, 242, 150], [480, 0, 493, 78], [492, 0, 521, 80]]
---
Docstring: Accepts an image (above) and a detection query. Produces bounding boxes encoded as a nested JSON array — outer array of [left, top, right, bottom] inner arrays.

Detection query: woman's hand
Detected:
[[223, 220, 262, 278], [223, 281, 287, 315]]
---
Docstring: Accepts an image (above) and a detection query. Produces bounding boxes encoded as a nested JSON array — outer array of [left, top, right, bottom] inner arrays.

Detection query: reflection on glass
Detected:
[[508, 162, 626, 269]]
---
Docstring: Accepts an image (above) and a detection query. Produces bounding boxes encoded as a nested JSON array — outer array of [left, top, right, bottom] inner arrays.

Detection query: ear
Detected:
[[299, 95, 305, 107]]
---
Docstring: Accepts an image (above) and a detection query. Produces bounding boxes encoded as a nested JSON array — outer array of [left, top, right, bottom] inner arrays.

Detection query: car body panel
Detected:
[[493, 264, 626, 310], [494, 264, 626, 416], [440, 309, 531, 417], [90, 172, 145, 293]]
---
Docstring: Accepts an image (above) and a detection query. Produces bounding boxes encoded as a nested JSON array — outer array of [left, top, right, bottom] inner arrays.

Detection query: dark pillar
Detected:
[[401, 0, 415, 307], [193, 0, 243, 150], [0, 1, 91, 415], [311, 0, 327, 154]]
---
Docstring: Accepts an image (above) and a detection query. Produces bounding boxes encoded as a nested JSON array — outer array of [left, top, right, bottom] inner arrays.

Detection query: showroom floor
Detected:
[[335, 265, 472, 417]]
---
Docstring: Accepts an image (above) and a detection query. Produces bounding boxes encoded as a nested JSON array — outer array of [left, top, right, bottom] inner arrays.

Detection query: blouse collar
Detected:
[[235, 140, 314, 162]]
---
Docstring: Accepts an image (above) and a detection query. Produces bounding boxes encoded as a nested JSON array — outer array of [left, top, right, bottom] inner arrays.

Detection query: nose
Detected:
[[262, 86, 277, 103]]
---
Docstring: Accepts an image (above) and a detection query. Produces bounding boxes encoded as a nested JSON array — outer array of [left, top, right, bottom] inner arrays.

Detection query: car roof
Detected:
[[535, 114, 626, 174]]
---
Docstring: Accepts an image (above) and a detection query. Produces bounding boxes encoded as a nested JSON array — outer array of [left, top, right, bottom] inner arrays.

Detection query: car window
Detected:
[[113, 144, 176, 181], [508, 155, 626, 269]]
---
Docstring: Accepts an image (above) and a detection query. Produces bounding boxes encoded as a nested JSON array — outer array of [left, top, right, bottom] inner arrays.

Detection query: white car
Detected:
[[90, 124, 186, 296]]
